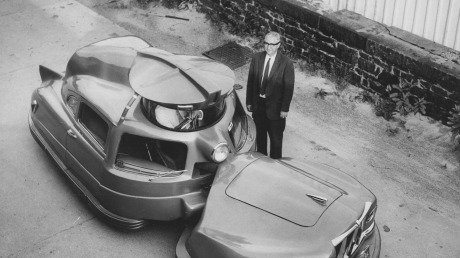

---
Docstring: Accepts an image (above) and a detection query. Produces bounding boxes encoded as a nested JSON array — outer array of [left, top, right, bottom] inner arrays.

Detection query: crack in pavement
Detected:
[[8, 216, 96, 257]]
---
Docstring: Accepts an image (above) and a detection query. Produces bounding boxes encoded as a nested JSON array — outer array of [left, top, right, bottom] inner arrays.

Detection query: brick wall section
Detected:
[[199, 0, 460, 123]]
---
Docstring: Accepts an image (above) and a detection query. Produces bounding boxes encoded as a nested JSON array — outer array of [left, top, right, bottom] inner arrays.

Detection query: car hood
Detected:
[[184, 153, 376, 258], [225, 158, 343, 226]]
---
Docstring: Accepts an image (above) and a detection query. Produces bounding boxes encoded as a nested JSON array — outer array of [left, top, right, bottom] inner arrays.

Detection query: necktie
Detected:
[[260, 58, 270, 95]]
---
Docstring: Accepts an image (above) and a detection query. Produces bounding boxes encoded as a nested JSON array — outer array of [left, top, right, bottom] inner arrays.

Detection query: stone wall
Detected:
[[199, 0, 460, 123]]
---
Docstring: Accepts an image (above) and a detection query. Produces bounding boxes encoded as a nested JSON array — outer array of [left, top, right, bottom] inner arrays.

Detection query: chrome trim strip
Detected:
[[77, 122, 106, 159], [356, 202, 372, 225], [279, 161, 348, 195], [332, 202, 372, 246], [118, 93, 138, 125], [178, 105, 193, 110], [306, 194, 328, 206], [31, 100, 38, 113], [332, 224, 359, 246], [332, 201, 375, 258], [118, 163, 186, 178], [360, 221, 375, 241]]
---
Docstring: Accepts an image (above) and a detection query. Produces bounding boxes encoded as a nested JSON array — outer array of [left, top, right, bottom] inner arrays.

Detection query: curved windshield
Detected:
[[141, 97, 226, 131]]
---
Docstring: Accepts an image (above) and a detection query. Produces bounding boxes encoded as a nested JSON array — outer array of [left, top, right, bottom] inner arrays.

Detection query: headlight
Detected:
[[212, 142, 229, 163]]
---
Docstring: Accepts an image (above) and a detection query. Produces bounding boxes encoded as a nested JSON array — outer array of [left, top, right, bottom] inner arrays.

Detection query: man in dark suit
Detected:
[[246, 31, 295, 159]]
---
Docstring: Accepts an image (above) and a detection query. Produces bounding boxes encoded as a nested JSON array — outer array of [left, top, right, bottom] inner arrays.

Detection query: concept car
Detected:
[[29, 36, 256, 228]]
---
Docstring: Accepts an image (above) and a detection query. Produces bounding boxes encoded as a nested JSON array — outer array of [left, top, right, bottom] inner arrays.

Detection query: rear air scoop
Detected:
[[39, 65, 62, 82], [225, 158, 342, 227]]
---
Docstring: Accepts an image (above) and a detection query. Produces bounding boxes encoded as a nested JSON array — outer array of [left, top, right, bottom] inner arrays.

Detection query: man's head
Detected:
[[264, 31, 281, 57]]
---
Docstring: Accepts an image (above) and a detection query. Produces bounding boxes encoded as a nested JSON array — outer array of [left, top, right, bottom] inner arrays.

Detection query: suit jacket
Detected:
[[246, 51, 295, 120]]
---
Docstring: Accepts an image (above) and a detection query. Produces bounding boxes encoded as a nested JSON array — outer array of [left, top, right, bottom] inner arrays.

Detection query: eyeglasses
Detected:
[[264, 41, 280, 46]]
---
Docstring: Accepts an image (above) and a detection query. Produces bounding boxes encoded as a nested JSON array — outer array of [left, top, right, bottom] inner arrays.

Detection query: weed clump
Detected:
[[351, 80, 430, 121], [447, 105, 460, 149], [298, 59, 353, 94], [298, 59, 433, 135]]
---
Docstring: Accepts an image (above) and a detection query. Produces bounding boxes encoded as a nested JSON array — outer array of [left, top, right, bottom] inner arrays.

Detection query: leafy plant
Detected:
[[374, 96, 395, 120], [354, 90, 375, 104], [447, 105, 460, 145], [327, 64, 352, 92], [309, 62, 327, 77], [412, 97, 429, 115], [162, 0, 185, 9], [388, 83, 413, 116], [386, 81, 428, 117]]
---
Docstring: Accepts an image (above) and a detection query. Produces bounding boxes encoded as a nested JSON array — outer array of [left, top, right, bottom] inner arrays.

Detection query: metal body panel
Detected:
[[64, 76, 136, 125], [65, 45, 134, 86], [225, 158, 342, 227], [66, 123, 105, 191], [180, 153, 380, 258], [31, 80, 72, 165], [29, 114, 147, 229]]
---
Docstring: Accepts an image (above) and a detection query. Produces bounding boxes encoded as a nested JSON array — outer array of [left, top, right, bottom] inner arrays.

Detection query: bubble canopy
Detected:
[[64, 36, 236, 130], [66, 36, 235, 110], [130, 48, 235, 110]]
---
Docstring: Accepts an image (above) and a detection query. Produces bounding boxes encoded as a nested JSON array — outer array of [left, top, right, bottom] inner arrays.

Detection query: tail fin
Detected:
[[39, 65, 62, 82]]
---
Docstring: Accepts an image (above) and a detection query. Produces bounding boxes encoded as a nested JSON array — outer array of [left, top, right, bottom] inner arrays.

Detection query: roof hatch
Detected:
[[129, 48, 235, 109]]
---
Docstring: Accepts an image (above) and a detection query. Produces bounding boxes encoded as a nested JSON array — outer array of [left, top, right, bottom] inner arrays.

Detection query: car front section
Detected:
[[29, 36, 256, 228], [92, 88, 256, 223], [176, 153, 381, 258]]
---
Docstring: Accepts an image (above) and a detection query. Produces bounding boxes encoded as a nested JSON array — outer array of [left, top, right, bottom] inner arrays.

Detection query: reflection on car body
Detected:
[[29, 36, 380, 258]]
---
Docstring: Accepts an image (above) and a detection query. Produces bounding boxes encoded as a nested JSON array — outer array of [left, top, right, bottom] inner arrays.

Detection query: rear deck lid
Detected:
[[226, 158, 342, 227]]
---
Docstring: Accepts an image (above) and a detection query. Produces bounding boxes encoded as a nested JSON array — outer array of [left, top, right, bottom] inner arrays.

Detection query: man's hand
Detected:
[[280, 111, 288, 119], [247, 105, 253, 112]]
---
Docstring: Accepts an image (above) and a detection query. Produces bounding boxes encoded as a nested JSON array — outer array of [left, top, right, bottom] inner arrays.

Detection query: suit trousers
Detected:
[[253, 97, 286, 159]]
